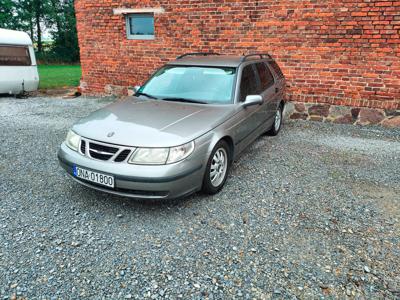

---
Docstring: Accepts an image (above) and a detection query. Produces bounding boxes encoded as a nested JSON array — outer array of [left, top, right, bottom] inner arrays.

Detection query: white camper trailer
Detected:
[[0, 28, 39, 95]]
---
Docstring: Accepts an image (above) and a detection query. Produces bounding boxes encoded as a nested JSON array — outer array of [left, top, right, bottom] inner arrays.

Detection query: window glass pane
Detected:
[[140, 66, 236, 104], [0, 46, 31, 66], [269, 61, 284, 78], [239, 65, 258, 102], [256, 63, 274, 92], [129, 14, 154, 36]]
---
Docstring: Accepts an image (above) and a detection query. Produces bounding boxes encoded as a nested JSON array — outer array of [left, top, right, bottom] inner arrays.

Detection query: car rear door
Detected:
[[267, 60, 285, 110], [255, 62, 277, 123]]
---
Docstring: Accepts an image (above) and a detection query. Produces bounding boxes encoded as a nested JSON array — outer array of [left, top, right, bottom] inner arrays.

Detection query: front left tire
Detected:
[[202, 140, 231, 195]]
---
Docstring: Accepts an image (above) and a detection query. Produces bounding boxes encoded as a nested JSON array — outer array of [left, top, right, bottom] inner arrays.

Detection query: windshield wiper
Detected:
[[161, 97, 207, 104], [135, 92, 158, 99]]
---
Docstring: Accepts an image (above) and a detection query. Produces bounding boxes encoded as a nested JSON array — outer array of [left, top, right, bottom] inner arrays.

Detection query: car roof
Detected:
[[167, 55, 252, 68]]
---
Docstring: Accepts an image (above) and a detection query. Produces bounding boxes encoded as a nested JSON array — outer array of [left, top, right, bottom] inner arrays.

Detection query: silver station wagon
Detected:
[[58, 53, 286, 200]]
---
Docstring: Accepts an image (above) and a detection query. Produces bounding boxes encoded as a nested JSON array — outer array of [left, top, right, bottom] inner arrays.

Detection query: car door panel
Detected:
[[267, 61, 285, 111], [232, 64, 264, 150], [256, 62, 279, 122]]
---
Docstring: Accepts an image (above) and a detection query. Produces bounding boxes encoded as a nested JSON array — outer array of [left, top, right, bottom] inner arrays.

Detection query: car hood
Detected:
[[72, 97, 238, 147]]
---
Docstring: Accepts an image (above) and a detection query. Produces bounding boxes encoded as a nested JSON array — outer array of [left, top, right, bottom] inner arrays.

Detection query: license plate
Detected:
[[73, 166, 114, 188]]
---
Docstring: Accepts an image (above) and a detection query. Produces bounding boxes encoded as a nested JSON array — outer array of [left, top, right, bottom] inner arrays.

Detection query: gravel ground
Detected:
[[0, 96, 399, 299]]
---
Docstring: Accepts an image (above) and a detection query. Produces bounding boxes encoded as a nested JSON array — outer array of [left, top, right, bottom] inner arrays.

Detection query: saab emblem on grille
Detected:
[[107, 132, 115, 138]]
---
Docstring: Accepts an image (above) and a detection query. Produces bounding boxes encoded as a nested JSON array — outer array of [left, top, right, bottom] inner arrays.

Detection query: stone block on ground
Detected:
[[308, 104, 330, 117], [381, 116, 400, 128], [330, 106, 351, 118], [309, 115, 324, 122], [333, 114, 354, 124], [351, 108, 361, 120], [283, 102, 295, 119], [290, 112, 308, 120], [358, 108, 385, 125], [294, 102, 306, 112]]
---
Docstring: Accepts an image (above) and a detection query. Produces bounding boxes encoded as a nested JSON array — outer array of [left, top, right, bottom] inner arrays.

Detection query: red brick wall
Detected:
[[75, 0, 400, 110]]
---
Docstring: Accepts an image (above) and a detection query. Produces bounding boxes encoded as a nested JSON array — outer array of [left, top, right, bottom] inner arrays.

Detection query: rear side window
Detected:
[[256, 63, 274, 92], [269, 61, 284, 78], [239, 65, 258, 102], [0, 46, 31, 66]]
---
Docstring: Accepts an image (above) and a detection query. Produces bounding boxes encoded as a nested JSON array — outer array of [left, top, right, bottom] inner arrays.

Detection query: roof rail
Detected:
[[241, 53, 273, 62], [176, 52, 221, 59]]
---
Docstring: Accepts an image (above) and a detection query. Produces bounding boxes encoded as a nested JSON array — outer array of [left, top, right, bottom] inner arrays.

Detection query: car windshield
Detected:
[[137, 66, 236, 104]]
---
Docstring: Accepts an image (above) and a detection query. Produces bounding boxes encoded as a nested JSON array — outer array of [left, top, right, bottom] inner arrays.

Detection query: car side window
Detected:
[[268, 61, 284, 78], [239, 65, 258, 102], [256, 63, 274, 93]]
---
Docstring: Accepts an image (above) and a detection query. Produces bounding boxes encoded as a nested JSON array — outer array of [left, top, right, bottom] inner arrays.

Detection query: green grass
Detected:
[[38, 65, 82, 89]]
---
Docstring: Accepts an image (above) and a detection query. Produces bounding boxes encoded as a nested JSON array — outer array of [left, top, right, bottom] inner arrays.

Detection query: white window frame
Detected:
[[125, 13, 155, 40], [114, 8, 164, 41]]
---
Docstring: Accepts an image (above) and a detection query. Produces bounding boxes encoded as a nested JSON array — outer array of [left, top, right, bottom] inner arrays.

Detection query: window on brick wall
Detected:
[[126, 14, 155, 40]]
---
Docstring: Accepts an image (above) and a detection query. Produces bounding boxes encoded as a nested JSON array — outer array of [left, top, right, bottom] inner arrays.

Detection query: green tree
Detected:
[[2, 0, 49, 52], [0, 0, 14, 28], [47, 0, 79, 62], [0, 0, 80, 62]]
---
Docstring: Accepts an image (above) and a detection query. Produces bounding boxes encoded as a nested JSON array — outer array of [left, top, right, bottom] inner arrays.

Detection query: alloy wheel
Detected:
[[210, 147, 228, 187], [274, 108, 282, 132]]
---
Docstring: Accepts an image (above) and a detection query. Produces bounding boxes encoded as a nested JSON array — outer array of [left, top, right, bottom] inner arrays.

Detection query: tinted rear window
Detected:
[[269, 61, 284, 78], [0, 46, 31, 66], [256, 63, 274, 92]]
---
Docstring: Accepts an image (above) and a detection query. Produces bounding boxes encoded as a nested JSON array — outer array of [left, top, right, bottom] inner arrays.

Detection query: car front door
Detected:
[[232, 63, 264, 151]]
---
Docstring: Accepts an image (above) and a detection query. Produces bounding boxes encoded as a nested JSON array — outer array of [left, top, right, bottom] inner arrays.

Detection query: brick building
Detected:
[[75, 0, 400, 126]]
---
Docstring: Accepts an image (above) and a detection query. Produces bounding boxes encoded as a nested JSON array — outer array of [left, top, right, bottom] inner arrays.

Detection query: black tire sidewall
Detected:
[[202, 140, 231, 195]]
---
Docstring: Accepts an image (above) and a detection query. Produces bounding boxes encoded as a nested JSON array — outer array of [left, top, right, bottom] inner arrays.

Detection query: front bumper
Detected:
[[57, 143, 205, 200]]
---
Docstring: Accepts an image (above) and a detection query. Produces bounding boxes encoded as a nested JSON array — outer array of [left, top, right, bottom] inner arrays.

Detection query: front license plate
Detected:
[[73, 166, 114, 188]]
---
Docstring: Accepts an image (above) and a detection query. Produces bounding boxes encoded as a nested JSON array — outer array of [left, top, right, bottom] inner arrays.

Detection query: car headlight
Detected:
[[128, 141, 195, 165], [129, 148, 169, 165], [65, 130, 80, 151], [167, 141, 195, 164]]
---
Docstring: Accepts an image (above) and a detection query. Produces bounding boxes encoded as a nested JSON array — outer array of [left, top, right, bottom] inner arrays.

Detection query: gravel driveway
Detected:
[[1, 97, 399, 299]]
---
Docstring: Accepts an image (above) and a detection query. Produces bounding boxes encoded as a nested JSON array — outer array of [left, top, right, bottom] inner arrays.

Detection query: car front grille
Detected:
[[89, 142, 119, 154], [80, 140, 86, 154], [114, 149, 131, 162], [79, 138, 135, 163], [90, 151, 113, 161]]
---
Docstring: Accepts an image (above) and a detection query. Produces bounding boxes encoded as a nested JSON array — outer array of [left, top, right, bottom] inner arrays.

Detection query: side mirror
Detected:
[[133, 85, 141, 93], [243, 95, 263, 108]]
